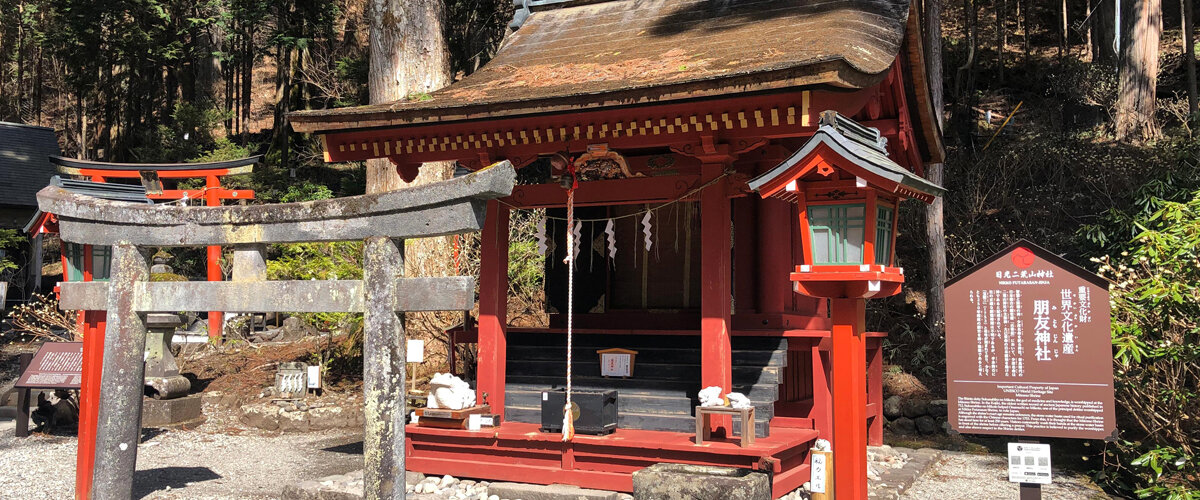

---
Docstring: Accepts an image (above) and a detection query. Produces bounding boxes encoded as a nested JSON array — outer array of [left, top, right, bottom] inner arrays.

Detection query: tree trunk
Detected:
[[925, 0, 948, 340], [997, 0, 1006, 84], [17, 1, 25, 119], [1062, 0, 1070, 58], [1115, 0, 1162, 142], [366, 0, 452, 193], [1093, 0, 1118, 64], [1185, 0, 1197, 117]]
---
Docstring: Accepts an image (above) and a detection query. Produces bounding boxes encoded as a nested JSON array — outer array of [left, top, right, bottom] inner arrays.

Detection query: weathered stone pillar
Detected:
[[91, 243, 149, 499], [362, 237, 406, 500]]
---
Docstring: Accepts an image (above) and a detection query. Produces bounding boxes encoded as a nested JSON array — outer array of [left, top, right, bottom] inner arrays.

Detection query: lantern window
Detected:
[[875, 205, 894, 266], [808, 204, 865, 265]]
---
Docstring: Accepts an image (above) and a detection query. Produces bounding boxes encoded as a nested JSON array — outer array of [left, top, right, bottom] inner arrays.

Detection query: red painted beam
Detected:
[[146, 189, 254, 200], [477, 200, 510, 412], [504, 175, 701, 209]]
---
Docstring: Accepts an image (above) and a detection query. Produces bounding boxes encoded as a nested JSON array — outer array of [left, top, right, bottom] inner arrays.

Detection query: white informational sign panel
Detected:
[[1008, 442, 1052, 485], [810, 452, 828, 493], [599, 352, 632, 377], [306, 365, 321, 389], [406, 339, 425, 363]]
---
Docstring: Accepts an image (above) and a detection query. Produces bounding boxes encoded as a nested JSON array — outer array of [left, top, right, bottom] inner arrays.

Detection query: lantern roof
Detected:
[[291, 0, 913, 133], [748, 111, 945, 203]]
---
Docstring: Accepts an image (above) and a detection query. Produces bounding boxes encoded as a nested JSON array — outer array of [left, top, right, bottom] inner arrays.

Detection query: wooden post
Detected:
[[477, 200, 509, 413], [700, 162, 732, 433], [830, 298, 867, 500], [76, 309, 105, 498], [810, 341, 833, 440], [206, 175, 223, 339], [362, 237, 406, 500], [14, 354, 31, 438], [867, 337, 884, 446], [757, 197, 791, 316], [91, 244, 149, 499]]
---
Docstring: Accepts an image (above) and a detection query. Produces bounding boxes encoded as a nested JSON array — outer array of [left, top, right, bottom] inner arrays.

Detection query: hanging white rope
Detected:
[[562, 187, 576, 442]]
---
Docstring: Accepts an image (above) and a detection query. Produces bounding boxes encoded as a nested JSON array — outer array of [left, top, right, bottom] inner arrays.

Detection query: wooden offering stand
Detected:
[[415, 405, 491, 429]]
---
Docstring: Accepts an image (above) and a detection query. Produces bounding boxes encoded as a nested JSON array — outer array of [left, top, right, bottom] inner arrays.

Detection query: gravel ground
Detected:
[[0, 418, 364, 499], [902, 451, 1116, 499]]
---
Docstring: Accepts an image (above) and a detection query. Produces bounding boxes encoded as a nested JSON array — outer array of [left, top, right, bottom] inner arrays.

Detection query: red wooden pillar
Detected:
[[757, 197, 791, 315], [830, 298, 867, 500], [76, 245, 104, 499], [477, 200, 510, 413], [700, 162, 732, 433], [810, 340, 832, 441], [867, 337, 884, 446], [205, 175, 222, 339]]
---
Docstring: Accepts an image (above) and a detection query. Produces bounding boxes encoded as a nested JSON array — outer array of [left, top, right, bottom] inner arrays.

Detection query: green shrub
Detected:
[[1096, 192, 1200, 498]]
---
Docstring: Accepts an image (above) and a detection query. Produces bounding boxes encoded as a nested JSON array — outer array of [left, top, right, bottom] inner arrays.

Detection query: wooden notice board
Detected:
[[945, 240, 1116, 440], [15, 342, 83, 389]]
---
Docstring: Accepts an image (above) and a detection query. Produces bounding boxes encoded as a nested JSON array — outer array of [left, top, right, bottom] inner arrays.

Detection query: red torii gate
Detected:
[[35, 155, 258, 499]]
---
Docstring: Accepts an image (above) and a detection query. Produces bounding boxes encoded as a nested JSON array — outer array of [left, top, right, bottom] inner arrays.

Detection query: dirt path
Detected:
[[0, 419, 364, 499], [902, 451, 1117, 500]]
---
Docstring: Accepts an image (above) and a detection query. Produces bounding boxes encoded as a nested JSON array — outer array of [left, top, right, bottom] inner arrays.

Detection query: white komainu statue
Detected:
[[427, 372, 476, 410]]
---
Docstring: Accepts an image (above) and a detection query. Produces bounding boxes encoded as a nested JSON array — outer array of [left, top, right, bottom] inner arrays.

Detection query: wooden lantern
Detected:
[[748, 111, 945, 300]]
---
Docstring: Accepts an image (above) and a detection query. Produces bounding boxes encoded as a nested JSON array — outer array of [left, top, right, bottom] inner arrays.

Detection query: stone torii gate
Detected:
[[38, 162, 517, 500]]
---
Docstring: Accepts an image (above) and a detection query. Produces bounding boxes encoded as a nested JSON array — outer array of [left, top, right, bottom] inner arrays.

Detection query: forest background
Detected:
[[1, 0, 1198, 497]]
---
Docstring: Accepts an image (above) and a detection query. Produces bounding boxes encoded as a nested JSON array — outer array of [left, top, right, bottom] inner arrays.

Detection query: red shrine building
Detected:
[[292, 1, 945, 498]]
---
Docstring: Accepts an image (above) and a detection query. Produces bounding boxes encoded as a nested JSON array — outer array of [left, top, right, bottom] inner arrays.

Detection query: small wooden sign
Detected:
[[15, 342, 83, 389], [597, 348, 637, 378]]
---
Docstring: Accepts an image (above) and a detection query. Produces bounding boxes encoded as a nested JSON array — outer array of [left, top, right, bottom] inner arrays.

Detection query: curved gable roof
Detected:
[[292, 0, 911, 133]]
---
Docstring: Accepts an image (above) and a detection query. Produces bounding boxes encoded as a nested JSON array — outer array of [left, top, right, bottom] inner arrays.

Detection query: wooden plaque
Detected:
[[945, 240, 1116, 440]]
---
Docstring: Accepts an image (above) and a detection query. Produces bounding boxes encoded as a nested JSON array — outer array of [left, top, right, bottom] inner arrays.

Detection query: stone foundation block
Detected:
[[632, 464, 769, 500]]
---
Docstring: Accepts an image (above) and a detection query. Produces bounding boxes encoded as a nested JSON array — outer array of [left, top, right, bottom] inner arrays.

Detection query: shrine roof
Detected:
[[24, 176, 150, 234], [291, 0, 912, 133], [0, 121, 60, 209], [749, 111, 944, 201]]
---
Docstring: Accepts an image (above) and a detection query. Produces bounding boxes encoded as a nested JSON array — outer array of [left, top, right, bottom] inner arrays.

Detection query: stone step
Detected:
[[504, 405, 771, 437], [507, 360, 782, 385], [505, 389, 776, 420], [506, 376, 779, 402]]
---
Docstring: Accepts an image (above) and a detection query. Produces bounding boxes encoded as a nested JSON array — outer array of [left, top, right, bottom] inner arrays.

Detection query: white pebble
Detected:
[[489, 495, 500, 500]]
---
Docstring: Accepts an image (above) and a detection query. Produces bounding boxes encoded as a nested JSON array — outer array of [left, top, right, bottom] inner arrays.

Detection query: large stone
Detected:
[[928, 399, 948, 417], [632, 464, 770, 500], [888, 417, 917, 435], [882, 395, 903, 419], [915, 415, 938, 435], [279, 407, 311, 432], [899, 398, 928, 418], [142, 394, 203, 427], [241, 404, 281, 431], [487, 482, 620, 500], [308, 406, 348, 431]]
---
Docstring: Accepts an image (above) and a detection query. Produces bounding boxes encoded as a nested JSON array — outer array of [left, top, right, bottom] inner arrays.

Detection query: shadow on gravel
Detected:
[[323, 441, 363, 455], [133, 466, 222, 499]]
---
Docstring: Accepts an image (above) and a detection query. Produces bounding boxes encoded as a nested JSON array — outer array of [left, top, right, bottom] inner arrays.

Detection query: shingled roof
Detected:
[[0, 122, 60, 208], [291, 0, 912, 133]]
